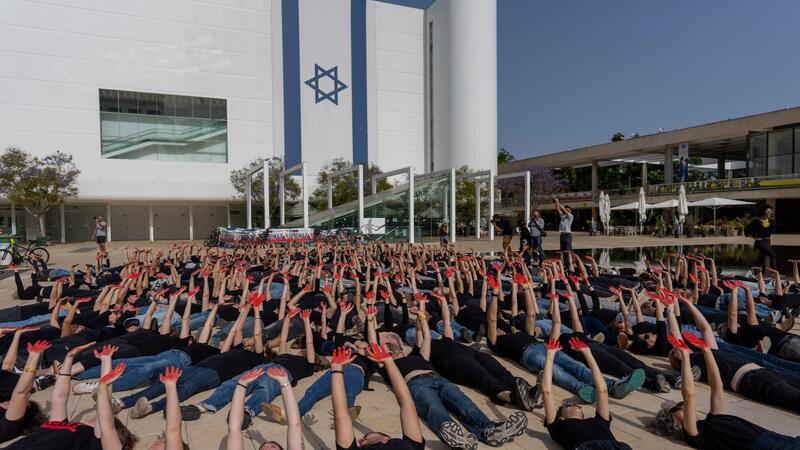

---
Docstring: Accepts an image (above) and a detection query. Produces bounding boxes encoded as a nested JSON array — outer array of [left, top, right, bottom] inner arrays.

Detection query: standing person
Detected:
[[517, 220, 532, 265], [492, 214, 514, 256], [529, 211, 546, 265], [554, 198, 573, 255], [439, 223, 449, 248], [92, 216, 108, 255], [745, 205, 777, 271]]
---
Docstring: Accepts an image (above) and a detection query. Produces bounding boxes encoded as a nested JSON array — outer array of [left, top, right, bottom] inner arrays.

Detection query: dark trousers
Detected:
[[568, 339, 673, 390], [436, 346, 517, 400], [14, 273, 41, 300], [755, 239, 777, 270], [738, 368, 800, 413], [560, 233, 573, 253]]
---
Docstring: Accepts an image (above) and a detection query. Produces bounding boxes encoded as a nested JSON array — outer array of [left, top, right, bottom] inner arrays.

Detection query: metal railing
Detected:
[[648, 173, 800, 195]]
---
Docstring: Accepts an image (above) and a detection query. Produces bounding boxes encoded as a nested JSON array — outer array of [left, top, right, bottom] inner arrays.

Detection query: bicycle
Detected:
[[0, 237, 50, 266]]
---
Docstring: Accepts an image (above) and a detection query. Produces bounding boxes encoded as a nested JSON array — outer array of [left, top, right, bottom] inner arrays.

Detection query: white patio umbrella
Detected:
[[610, 201, 642, 211], [687, 197, 754, 227], [678, 185, 689, 235], [637, 187, 647, 234], [648, 199, 678, 209], [597, 191, 608, 233], [603, 192, 611, 233]]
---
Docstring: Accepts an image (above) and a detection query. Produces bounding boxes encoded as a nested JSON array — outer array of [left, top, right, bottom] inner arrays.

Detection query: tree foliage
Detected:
[[611, 132, 625, 142], [0, 147, 80, 236], [309, 158, 392, 212], [497, 148, 515, 165], [497, 167, 566, 213], [229, 156, 300, 224]]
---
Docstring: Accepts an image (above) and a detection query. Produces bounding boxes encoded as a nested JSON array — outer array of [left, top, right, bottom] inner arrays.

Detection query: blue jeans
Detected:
[[188, 311, 210, 332], [405, 328, 442, 346], [533, 319, 572, 339], [719, 292, 775, 319], [297, 365, 364, 417], [522, 344, 614, 394], [121, 366, 220, 412], [717, 340, 800, 374], [75, 349, 191, 392], [199, 363, 289, 417], [211, 316, 255, 346], [408, 374, 494, 441], [531, 236, 544, 262], [0, 310, 67, 327]]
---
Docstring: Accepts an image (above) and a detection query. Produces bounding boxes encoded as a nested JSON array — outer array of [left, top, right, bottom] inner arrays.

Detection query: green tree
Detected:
[[229, 156, 300, 226], [309, 158, 392, 211], [0, 147, 80, 236], [611, 132, 625, 142], [497, 148, 515, 165]]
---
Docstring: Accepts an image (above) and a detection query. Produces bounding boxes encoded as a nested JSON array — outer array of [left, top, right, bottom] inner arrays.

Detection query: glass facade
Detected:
[[749, 128, 799, 177], [99, 89, 227, 163]]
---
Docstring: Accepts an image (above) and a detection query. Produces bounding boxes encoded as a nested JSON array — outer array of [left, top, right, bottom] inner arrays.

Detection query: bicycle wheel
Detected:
[[0, 249, 14, 267], [28, 247, 50, 264]]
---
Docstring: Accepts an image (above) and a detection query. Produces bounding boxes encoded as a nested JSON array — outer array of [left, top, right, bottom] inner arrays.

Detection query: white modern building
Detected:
[[0, 0, 497, 242]]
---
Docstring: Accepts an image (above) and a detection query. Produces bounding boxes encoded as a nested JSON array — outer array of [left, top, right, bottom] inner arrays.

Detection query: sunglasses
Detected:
[[669, 401, 684, 414], [562, 402, 582, 409]]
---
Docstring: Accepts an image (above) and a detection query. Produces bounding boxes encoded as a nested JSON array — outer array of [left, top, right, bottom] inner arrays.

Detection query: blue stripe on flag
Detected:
[[351, 0, 368, 165], [282, 0, 302, 167]]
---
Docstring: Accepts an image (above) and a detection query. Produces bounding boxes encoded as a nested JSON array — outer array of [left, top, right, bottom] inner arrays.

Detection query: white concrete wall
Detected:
[[0, 0, 274, 202], [425, 0, 497, 174], [369, 1, 425, 173]]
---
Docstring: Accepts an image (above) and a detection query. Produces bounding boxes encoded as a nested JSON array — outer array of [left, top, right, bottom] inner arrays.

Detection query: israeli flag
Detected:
[[272, 0, 368, 177]]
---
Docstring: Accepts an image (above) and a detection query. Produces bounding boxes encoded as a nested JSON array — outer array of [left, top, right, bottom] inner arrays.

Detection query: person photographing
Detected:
[[553, 198, 573, 255], [92, 216, 108, 255], [745, 205, 777, 271]]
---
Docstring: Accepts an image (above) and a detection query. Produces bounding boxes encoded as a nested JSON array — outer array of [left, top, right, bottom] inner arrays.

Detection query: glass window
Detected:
[[768, 152, 793, 176], [99, 89, 227, 163], [796, 128, 800, 174], [767, 129, 793, 176], [749, 133, 767, 177]]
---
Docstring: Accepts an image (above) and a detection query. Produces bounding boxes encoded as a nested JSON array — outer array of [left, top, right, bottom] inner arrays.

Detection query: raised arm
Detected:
[[542, 339, 560, 425], [331, 348, 357, 449], [668, 336, 698, 437], [369, 344, 424, 444], [5, 340, 50, 422], [160, 367, 184, 450], [569, 337, 609, 420], [97, 362, 126, 450], [226, 368, 265, 450]]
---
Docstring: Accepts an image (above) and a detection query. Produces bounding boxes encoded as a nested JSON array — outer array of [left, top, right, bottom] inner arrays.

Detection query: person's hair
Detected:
[[114, 417, 139, 450], [650, 401, 684, 440], [21, 401, 46, 435], [260, 442, 284, 450], [759, 204, 772, 216]]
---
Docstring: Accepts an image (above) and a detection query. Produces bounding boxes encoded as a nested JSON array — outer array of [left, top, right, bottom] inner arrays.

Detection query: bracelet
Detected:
[[331, 369, 343, 375], [237, 383, 247, 389], [280, 381, 291, 388], [23, 367, 36, 374], [57, 373, 72, 378]]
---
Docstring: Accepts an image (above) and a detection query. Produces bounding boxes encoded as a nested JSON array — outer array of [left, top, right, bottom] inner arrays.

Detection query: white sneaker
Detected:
[[73, 380, 99, 395]]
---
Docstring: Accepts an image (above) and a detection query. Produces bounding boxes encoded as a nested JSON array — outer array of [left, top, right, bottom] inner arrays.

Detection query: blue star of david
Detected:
[[304, 64, 348, 105]]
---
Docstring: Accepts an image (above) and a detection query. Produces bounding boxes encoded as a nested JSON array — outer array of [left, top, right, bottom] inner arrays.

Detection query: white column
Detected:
[[10, 204, 16, 235], [263, 161, 270, 229], [474, 181, 481, 238], [226, 204, 231, 227], [189, 206, 194, 241], [59, 204, 66, 243], [106, 204, 111, 242], [301, 162, 309, 229], [357, 165, 364, 227], [408, 166, 415, 244], [279, 175, 285, 225], [524, 170, 531, 224], [245, 175, 252, 228], [148, 205, 154, 241], [488, 172, 494, 241], [449, 168, 456, 243]]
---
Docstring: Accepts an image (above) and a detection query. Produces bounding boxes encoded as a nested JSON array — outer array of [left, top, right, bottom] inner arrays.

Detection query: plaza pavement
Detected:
[[1, 236, 798, 449]]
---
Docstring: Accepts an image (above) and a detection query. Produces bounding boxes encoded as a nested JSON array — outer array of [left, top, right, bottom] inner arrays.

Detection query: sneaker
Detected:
[[129, 397, 152, 419], [610, 369, 645, 399], [673, 366, 701, 390], [758, 336, 771, 354], [655, 374, 671, 393], [460, 328, 474, 344], [111, 397, 124, 414], [591, 332, 605, 343], [225, 410, 252, 430], [617, 333, 629, 350], [34, 375, 55, 391], [484, 411, 528, 447], [180, 405, 202, 421], [529, 383, 543, 409], [513, 378, 535, 412], [73, 380, 99, 395], [439, 421, 478, 450], [262, 402, 288, 425], [779, 316, 795, 332], [577, 385, 596, 403]]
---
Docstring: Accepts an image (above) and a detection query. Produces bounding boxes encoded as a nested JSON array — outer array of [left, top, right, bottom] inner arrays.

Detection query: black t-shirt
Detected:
[[116, 329, 182, 355], [725, 324, 786, 352], [178, 342, 220, 364], [0, 406, 25, 443], [0, 371, 19, 403], [5, 420, 102, 450], [272, 354, 314, 386], [683, 413, 768, 450], [546, 412, 618, 450], [498, 218, 514, 236], [336, 435, 425, 450], [393, 347, 435, 378], [195, 348, 264, 382], [488, 332, 538, 362], [429, 337, 473, 372], [690, 350, 748, 387]]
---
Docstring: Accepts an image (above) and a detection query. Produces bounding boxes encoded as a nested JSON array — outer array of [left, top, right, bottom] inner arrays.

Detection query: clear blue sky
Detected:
[[498, 0, 800, 158], [390, 0, 800, 159]]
